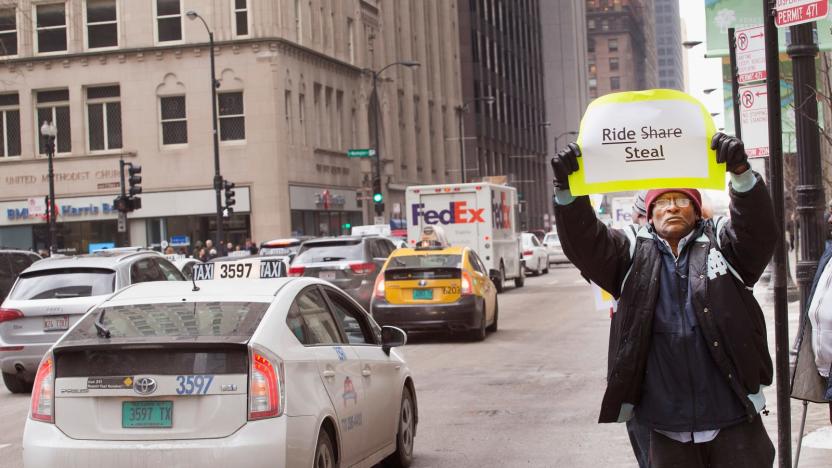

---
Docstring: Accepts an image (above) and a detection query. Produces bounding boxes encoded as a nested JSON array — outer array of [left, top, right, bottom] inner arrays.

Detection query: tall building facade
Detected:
[[586, 0, 657, 99], [0, 0, 462, 253], [654, 0, 683, 90], [457, 0, 548, 230], [541, 0, 589, 228]]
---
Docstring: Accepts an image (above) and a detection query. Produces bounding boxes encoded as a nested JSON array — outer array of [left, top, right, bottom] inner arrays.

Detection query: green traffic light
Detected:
[[343, 223, 352, 229], [373, 193, 383, 203]]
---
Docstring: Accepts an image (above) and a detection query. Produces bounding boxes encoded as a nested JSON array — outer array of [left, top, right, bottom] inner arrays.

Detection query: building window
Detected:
[[160, 95, 187, 145], [0, 8, 17, 56], [233, 0, 249, 37], [610, 76, 621, 90], [86, 85, 122, 151], [284, 90, 292, 142], [156, 0, 182, 43], [35, 3, 67, 54], [347, 18, 355, 63], [36, 89, 71, 154], [0, 93, 21, 157], [609, 57, 619, 71], [294, 0, 302, 43], [608, 38, 618, 52], [588, 38, 595, 53], [298, 93, 306, 144], [218, 92, 245, 142], [587, 19, 595, 30], [86, 0, 117, 49]]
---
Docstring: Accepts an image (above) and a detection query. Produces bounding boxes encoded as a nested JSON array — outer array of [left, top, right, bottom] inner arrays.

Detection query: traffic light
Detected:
[[223, 179, 236, 214], [372, 178, 383, 203], [342, 222, 352, 230], [113, 196, 129, 213], [127, 164, 142, 197]]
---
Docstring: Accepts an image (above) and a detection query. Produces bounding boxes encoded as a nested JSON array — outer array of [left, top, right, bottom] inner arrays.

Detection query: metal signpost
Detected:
[[763, 1, 803, 466]]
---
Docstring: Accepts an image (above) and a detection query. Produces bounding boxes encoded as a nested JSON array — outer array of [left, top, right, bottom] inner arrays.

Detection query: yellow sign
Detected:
[[569, 89, 724, 195]]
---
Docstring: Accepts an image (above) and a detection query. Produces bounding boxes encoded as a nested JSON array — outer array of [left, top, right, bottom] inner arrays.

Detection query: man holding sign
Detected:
[[551, 132, 777, 467]]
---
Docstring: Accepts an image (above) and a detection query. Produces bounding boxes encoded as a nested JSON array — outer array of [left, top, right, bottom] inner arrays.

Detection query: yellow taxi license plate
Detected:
[[413, 289, 433, 300]]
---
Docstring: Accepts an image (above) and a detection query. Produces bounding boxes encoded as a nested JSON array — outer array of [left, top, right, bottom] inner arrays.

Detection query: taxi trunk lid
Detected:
[[384, 267, 463, 304], [53, 342, 249, 441]]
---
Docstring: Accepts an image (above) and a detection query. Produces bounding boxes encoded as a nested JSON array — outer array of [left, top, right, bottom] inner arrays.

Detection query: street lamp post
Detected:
[[367, 61, 420, 216], [456, 96, 495, 183], [553, 130, 578, 155], [187, 10, 224, 254], [41, 121, 57, 254]]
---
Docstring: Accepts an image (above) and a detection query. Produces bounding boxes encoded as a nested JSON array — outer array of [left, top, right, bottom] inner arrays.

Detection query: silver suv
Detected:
[[0, 250, 42, 303], [0, 249, 184, 393]]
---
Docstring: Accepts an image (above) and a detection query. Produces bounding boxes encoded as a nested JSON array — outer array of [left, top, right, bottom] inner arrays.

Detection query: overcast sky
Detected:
[[679, 0, 726, 130]]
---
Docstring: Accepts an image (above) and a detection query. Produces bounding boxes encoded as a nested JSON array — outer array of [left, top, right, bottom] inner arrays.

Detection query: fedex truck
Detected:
[[405, 183, 524, 292]]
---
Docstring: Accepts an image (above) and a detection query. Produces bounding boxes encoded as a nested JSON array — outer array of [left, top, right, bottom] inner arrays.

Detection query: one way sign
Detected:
[[739, 83, 769, 158]]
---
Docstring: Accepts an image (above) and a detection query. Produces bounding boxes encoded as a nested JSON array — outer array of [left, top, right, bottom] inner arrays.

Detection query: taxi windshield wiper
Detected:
[[95, 309, 111, 339]]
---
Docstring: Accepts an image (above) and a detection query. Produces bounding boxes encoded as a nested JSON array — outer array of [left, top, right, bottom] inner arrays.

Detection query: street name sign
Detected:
[[738, 84, 770, 158], [775, 0, 828, 28], [347, 148, 376, 158], [735, 26, 766, 84], [570, 89, 723, 195]]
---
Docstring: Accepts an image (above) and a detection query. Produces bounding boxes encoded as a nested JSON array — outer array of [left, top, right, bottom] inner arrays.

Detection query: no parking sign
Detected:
[[739, 83, 769, 158]]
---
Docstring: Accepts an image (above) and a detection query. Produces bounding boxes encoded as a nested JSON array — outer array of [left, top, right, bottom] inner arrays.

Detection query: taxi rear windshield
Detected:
[[62, 301, 269, 342], [388, 255, 462, 269]]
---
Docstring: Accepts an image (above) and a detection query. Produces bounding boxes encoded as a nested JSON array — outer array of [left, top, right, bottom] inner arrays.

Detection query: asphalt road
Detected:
[[1, 265, 829, 467]]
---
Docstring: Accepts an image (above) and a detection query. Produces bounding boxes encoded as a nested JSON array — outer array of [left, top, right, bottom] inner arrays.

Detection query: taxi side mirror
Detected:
[[381, 326, 407, 355]]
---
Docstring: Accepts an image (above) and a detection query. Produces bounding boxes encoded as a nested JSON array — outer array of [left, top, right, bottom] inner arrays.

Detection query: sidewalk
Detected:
[[754, 252, 830, 467]]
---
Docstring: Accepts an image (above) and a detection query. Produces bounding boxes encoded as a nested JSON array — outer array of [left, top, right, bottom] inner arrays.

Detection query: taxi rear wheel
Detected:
[[314, 429, 337, 468], [2, 372, 32, 394], [384, 387, 415, 468], [469, 303, 487, 341], [486, 300, 498, 332]]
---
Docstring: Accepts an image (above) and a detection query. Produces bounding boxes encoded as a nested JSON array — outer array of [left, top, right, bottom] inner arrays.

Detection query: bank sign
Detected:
[[6, 201, 118, 222]]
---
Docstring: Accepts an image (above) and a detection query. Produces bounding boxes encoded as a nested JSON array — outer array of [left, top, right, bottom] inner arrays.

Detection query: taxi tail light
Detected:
[[461, 271, 474, 295], [373, 274, 386, 298], [31, 353, 55, 423], [522, 250, 533, 256], [349, 262, 377, 275], [288, 266, 305, 277], [248, 346, 284, 420], [0, 308, 23, 323]]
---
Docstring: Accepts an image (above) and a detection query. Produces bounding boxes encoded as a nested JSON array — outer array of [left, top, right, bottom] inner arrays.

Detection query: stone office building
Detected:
[[0, 0, 462, 253]]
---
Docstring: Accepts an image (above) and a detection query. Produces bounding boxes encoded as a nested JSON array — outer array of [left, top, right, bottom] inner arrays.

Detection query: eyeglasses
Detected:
[[654, 197, 692, 209]]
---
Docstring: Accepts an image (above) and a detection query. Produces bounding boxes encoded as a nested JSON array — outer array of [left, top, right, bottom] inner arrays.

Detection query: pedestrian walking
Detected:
[[791, 240, 832, 425], [551, 133, 777, 467]]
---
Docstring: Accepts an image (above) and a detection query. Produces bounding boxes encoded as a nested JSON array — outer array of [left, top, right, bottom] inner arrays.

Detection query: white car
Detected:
[[521, 232, 548, 276], [165, 254, 203, 280], [23, 277, 417, 468], [542, 232, 568, 265]]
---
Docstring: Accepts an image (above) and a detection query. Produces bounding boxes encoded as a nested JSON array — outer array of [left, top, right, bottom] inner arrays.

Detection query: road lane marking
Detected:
[[548, 279, 559, 285], [574, 279, 587, 285], [0, 444, 11, 450]]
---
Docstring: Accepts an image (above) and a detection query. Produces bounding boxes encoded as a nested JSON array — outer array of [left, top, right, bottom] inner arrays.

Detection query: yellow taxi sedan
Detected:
[[370, 245, 498, 341]]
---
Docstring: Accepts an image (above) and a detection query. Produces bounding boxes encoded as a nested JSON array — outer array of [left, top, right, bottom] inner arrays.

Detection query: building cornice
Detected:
[[0, 37, 364, 76]]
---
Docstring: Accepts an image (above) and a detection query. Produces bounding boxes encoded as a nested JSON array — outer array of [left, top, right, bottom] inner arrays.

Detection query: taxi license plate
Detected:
[[319, 271, 337, 281], [122, 401, 173, 429], [43, 316, 69, 332], [413, 289, 433, 300]]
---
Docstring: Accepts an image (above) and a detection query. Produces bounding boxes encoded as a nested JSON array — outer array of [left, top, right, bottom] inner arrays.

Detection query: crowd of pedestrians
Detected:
[[162, 238, 259, 261]]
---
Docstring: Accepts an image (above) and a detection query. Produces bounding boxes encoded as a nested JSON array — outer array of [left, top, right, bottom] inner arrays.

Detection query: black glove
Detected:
[[711, 132, 749, 174], [551, 143, 581, 190]]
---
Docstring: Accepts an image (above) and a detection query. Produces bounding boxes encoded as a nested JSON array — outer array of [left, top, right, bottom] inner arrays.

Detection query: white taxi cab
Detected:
[[23, 268, 417, 467]]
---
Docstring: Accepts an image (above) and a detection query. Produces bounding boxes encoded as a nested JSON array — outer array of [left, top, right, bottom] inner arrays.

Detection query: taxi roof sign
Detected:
[[193, 258, 287, 281]]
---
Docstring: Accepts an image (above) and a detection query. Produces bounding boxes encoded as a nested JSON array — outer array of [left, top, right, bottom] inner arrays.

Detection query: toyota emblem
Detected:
[[133, 377, 157, 395], [418, 279, 428, 287]]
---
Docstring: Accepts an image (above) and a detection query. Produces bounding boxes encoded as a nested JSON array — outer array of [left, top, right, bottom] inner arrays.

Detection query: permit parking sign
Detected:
[[192, 258, 286, 281], [775, 0, 829, 27], [735, 26, 766, 84]]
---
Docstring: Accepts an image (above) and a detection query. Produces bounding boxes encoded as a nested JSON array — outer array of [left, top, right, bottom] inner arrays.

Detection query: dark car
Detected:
[[0, 250, 42, 303], [288, 236, 396, 310]]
